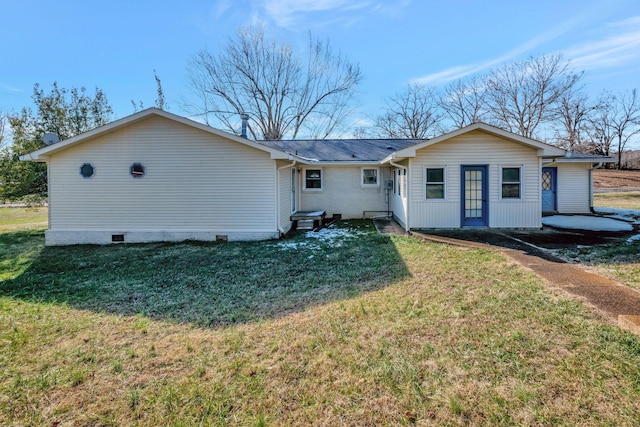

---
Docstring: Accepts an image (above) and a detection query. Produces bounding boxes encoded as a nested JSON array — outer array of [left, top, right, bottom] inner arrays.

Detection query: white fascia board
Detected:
[[381, 153, 409, 164], [536, 149, 564, 157], [296, 161, 382, 166], [555, 157, 615, 163], [19, 153, 48, 162]]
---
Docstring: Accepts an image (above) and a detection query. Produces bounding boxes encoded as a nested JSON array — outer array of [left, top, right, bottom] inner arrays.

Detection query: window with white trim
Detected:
[[304, 168, 322, 190], [425, 167, 445, 199], [361, 168, 379, 186], [501, 167, 521, 199]]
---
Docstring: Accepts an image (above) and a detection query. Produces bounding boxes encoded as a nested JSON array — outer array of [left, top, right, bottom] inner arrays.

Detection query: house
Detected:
[[21, 108, 611, 246]]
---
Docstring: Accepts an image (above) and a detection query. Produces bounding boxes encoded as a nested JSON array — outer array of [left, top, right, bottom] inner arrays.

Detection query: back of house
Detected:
[[21, 109, 611, 245]]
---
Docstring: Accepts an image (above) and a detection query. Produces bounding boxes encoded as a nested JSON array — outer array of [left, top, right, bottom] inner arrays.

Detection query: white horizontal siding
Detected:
[[557, 163, 591, 214], [278, 163, 293, 233], [299, 166, 391, 218], [48, 115, 278, 237], [490, 201, 540, 227], [409, 130, 541, 228]]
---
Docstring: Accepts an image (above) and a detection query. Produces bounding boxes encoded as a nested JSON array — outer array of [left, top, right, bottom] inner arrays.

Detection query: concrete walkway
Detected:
[[372, 218, 640, 335]]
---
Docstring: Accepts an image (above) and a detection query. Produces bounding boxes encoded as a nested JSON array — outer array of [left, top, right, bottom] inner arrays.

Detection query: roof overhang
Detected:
[[20, 108, 290, 162], [291, 160, 383, 166], [554, 156, 615, 163], [381, 122, 566, 163]]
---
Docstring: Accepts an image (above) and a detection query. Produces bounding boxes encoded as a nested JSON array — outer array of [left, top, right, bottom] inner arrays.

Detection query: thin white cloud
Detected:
[[565, 15, 640, 71], [262, 0, 363, 27], [260, 0, 407, 29], [0, 84, 20, 93], [410, 4, 628, 86], [410, 16, 581, 86], [215, 0, 234, 19], [411, 65, 484, 86]]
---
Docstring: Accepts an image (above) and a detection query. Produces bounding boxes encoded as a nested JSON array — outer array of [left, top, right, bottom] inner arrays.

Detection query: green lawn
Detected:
[[0, 206, 47, 231], [594, 191, 640, 210], [1, 209, 640, 425]]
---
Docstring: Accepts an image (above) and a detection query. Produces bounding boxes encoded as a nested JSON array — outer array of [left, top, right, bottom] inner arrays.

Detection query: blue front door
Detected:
[[542, 167, 557, 212], [461, 165, 488, 226]]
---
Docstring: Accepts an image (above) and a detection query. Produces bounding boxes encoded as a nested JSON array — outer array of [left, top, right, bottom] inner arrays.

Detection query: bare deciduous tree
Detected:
[[587, 93, 617, 157], [610, 89, 640, 169], [587, 90, 640, 167], [187, 26, 362, 140], [484, 54, 582, 139], [374, 84, 443, 139], [154, 70, 166, 110], [439, 76, 487, 129], [552, 86, 598, 151]]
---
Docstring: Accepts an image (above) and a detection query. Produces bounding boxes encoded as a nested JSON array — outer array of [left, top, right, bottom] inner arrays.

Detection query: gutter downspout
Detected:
[[590, 162, 604, 214], [389, 158, 410, 232], [276, 160, 297, 236]]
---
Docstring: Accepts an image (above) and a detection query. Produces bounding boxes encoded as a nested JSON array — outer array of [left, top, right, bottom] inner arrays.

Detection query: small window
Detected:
[[542, 170, 552, 190], [130, 162, 145, 178], [362, 168, 378, 186], [80, 163, 95, 178], [502, 167, 521, 199], [304, 169, 322, 190], [425, 167, 445, 199]]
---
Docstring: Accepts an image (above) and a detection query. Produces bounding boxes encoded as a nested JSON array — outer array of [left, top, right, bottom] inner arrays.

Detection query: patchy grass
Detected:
[[556, 242, 640, 291], [594, 191, 640, 210], [0, 207, 48, 281], [1, 215, 640, 425], [0, 207, 47, 231]]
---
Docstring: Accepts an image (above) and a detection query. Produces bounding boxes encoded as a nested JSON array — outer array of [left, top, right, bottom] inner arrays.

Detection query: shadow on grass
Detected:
[[420, 227, 640, 264], [0, 221, 410, 328]]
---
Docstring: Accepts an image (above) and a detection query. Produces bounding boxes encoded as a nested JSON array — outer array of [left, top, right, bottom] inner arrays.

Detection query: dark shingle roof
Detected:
[[257, 139, 421, 162]]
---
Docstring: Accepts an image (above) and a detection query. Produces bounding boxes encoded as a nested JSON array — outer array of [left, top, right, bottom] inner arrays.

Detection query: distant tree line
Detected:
[[2, 28, 640, 201]]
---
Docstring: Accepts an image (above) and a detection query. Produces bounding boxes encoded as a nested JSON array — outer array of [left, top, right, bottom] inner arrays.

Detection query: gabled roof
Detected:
[[382, 122, 566, 162], [22, 111, 609, 166], [20, 108, 291, 162], [258, 138, 420, 164]]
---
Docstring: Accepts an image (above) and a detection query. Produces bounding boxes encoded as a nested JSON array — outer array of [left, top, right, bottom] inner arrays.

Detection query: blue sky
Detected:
[[1, 0, 639, 131]]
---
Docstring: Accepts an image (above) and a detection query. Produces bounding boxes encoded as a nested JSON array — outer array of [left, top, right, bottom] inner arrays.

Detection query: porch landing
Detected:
[[290, 211, 326, 231]]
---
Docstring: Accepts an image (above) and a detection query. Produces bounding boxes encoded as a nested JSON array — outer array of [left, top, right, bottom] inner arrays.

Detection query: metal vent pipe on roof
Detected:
[[240, 112, 249, 138]]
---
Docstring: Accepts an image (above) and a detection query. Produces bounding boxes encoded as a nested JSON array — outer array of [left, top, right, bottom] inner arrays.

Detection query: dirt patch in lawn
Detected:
[[417, 227, 635, 252], [594, 169, 640, 189]]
